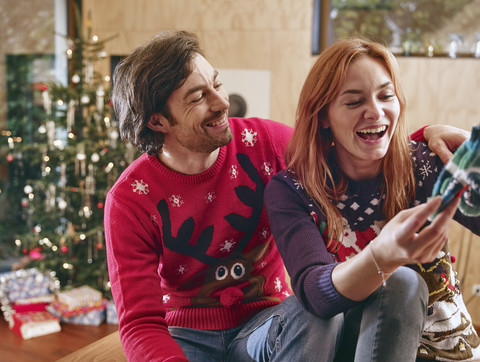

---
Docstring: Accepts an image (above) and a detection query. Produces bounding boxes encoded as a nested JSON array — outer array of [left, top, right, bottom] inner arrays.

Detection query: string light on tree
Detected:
[[0, 16, 135, 296]]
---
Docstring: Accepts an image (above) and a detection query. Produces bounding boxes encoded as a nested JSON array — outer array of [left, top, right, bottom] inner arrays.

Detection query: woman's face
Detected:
[[325, 56, 400, 180]]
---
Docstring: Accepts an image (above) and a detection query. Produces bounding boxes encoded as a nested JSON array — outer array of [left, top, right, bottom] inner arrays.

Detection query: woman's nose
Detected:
[[364, 99, 384, 120]]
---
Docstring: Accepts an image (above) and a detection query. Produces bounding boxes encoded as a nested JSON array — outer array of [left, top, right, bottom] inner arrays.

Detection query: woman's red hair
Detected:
[[286, 37, 415, 247]]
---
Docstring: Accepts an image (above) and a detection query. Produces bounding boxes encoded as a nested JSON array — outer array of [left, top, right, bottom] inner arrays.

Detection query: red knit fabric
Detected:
[[409, 125, 428, 142], [105, 117, 293, 361]]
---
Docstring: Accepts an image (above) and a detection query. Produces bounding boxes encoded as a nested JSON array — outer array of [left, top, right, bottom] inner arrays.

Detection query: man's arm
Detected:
[[412, 125, 470, 164]]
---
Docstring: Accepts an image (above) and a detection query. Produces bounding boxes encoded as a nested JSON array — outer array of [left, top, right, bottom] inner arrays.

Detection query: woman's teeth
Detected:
[[357, 126, 386, 134], [357, 126, 386, 140]]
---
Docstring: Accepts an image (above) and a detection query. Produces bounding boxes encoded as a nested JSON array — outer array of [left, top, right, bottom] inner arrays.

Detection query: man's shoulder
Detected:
[[229, 117, 293, 134], [228, 117, 293, 153], [108, 153, 150, 194]]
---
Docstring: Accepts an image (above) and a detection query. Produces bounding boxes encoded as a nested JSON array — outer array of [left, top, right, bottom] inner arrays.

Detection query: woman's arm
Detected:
[[264, 174, 359, 318], [265, 173, 460, 317]]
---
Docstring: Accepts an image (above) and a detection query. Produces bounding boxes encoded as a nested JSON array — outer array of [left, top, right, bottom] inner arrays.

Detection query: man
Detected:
[[105, 30, 468, 361]]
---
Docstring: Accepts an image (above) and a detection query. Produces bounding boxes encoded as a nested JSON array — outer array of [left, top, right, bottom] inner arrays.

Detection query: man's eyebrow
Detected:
[[183, 70, 219, 100], [339, 81, 393, 96]]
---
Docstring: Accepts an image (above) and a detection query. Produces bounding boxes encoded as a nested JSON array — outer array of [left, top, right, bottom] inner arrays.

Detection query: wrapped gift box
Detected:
[[47, 299, 108, 326], [47, 306, 105, 326], [56, 285, 102, 309], [11, 311, 61, 339], [13, 294, 55, 313], [0, 268, 58, 302], [0, 268, 59, 326], [106, 300, 118, 325]]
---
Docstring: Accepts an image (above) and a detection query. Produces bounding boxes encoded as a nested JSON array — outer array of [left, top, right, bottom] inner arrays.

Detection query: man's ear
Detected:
[[147, 113, 168, 132]]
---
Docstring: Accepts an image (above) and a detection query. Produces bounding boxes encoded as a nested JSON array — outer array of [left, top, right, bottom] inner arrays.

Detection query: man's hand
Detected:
[[424, 125, 470, 164]]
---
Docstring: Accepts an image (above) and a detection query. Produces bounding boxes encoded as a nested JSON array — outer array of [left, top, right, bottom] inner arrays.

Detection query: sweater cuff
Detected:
[[409, 125, 428, 142]]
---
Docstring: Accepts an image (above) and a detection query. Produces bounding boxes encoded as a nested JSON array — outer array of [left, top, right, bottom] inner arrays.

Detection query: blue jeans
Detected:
[[169, 295, 342, 361], [335, 266, 428, 362], [169, 267, 427, 361]]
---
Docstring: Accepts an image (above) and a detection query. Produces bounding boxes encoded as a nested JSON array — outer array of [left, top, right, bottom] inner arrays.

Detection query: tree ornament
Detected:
[[109, 129, 119, 149], [46, 120, 56, 149], [75, 148, 87, 176], [80, 94, 90, 104], [85, 60, 93, 84], [96, 85, 105, 113], [91, 152, 100, 163], [45, 184, 56, 212], [66, 99, 76, 132], [59, 163, 67, 189], [57, 198, 67, 210], [71, 73, 81, 84], [42, 88, 52, 115], [29, 247, 44, 260]]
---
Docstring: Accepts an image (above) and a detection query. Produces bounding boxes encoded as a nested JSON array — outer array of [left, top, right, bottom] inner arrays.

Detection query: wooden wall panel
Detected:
[[82, 0, 313, 125], [0, 0, 56, 129], [448, 223, 480, 325], [397, 57, 480, 132]]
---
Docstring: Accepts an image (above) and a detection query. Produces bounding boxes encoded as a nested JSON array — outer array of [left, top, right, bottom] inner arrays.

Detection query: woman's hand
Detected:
[[374, 195, 460, 268], [332, 195, 460, 301]]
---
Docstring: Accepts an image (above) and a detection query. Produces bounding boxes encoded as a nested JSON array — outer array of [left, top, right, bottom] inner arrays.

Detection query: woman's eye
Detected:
[[346, 100, 362, 107], [214, 82, 223, 89]]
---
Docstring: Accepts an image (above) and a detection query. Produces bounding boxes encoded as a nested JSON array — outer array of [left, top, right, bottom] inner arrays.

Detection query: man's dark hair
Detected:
[[112, 30, 204, 154]]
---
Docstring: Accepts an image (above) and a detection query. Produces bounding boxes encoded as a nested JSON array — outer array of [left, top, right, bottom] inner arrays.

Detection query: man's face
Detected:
[[162, 54, 232, 154]]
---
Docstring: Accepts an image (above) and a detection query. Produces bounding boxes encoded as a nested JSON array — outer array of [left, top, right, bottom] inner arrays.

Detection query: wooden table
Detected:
[[0, 317, 119, 361], [57, 330, 126, 361]]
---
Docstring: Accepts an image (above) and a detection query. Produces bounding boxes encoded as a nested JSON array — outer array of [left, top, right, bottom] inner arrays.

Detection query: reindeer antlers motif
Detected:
[[159, 153, 266, 264]]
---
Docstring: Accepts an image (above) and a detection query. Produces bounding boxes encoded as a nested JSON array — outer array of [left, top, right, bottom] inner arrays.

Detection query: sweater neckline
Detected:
[[345, 173, 382, 196], [145, 146, 227, 184]]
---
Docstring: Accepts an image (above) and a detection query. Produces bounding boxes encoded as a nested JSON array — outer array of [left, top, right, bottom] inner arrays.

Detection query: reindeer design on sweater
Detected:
[[158, 153, 279, 308]]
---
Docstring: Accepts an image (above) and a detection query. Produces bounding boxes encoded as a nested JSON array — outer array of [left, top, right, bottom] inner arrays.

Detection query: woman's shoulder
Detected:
[[266, 169, 311, 205], [410, 140, 444, 171], [270, 169, 301, 187]]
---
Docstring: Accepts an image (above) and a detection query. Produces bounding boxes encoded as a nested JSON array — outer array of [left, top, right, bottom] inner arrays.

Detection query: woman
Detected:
[[264, 37, 480, 361]]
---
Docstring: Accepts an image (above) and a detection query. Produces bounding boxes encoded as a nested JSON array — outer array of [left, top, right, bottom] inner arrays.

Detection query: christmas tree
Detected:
[[0, 13, 136, 296]]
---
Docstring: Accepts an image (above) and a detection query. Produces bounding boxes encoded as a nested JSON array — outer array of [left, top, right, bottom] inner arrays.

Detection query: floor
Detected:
[[0, 316, 118, 361]]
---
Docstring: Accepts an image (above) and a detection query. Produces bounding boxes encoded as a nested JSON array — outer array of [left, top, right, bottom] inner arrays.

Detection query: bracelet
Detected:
[[369, 245, 392, 287]]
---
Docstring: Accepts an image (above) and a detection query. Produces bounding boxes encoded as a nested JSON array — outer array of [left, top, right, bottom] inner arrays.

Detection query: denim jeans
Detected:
[[169, 295, 342, 361], [335, 266, 428, 362], [169, 266, 428, 362]]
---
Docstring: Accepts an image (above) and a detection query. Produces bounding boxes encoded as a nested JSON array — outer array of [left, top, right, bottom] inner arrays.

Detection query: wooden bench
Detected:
[[57, 331, 126, 361]]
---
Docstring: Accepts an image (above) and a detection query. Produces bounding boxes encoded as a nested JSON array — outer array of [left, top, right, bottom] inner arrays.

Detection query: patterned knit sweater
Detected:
[[265, 141, 480, 361], [105, 117, 293, 361]]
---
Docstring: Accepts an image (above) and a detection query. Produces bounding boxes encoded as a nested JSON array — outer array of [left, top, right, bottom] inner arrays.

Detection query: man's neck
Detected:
[[157, 147, 220, 175]]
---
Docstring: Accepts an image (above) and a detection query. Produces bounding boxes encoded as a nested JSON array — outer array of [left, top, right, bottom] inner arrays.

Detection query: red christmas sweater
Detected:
[[105, 117, 293, 361]]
